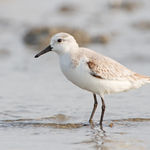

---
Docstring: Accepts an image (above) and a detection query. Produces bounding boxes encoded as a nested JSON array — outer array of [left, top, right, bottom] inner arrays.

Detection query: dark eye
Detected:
[[57, 39, 62, 42]]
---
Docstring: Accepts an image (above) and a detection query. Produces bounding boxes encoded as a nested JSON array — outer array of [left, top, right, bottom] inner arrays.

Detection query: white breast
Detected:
[[59, 55, 106, 96], [59, 55, 89, 89]]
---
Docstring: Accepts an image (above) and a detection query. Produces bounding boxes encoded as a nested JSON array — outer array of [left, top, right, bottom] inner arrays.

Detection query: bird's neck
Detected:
[[59, 48, 82, 69]]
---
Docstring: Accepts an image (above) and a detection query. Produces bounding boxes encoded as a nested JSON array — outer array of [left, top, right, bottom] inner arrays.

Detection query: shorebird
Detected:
[[35, 32, 150, 127]]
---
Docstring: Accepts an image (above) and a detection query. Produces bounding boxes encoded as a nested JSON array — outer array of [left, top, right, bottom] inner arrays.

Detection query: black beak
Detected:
[[34, 45, 52, 58]]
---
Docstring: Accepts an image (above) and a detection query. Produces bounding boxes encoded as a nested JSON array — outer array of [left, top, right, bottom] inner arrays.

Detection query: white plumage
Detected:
[[35, 32, 150, 127]]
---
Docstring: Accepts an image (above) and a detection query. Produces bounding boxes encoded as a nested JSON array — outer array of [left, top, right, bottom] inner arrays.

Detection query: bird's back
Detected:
[[80, 47, 150, 82]]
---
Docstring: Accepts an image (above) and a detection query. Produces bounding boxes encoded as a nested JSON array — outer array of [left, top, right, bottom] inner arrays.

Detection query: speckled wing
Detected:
[[87, 58, 132, 80], [84, 49, 143, 81]]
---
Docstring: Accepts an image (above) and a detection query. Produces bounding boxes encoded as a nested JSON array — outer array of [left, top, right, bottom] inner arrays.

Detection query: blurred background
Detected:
[[0, 0, 150, 150]]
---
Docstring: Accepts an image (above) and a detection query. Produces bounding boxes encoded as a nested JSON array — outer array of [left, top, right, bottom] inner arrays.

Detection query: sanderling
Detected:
[[35, 32, 150, 127]]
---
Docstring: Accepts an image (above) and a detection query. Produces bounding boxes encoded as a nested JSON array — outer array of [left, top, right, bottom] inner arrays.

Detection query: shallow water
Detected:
[[0, 0, 150, 149]]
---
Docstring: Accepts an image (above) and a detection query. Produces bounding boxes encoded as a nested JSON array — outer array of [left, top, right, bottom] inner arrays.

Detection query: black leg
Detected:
[[100, 97, 106, 127], [89, 94, 98, 123]]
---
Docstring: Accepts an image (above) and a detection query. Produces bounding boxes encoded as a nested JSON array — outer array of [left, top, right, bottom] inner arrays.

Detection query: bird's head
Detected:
[[35, 32, 78, 58]]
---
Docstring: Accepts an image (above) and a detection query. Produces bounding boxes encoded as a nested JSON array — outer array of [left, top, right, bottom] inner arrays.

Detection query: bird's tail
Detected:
[[134, 73, 150, 84]]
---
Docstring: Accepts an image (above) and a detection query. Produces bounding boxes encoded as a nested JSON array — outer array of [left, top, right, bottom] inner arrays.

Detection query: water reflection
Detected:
[[77, 128, 107, 150], [0, 115, 149, 149]]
